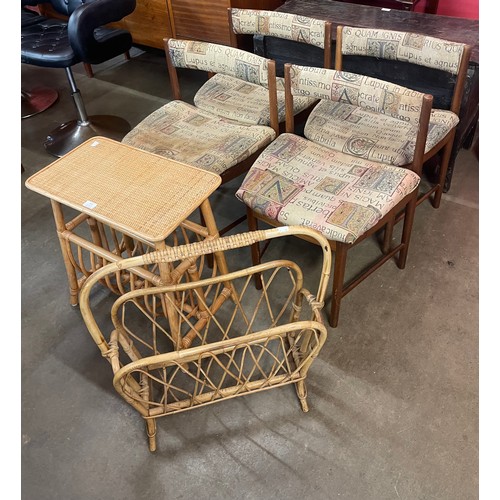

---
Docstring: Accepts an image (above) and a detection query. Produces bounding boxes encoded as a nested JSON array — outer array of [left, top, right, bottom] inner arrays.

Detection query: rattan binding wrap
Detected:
[[80, 226, 332, 451]]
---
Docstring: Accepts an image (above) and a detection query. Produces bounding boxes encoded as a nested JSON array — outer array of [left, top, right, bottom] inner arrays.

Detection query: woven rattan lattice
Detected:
[[80, 226, 331, 451]]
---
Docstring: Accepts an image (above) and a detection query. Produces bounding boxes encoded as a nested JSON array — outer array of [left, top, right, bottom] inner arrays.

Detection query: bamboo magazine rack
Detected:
[[80, 226, 332, 451]]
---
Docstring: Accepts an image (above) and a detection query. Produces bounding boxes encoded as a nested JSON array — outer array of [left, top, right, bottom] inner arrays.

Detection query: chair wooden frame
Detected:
[[79, 226, 332, 451], [335, 25, 472, 210], [244, 63, 433, 327]]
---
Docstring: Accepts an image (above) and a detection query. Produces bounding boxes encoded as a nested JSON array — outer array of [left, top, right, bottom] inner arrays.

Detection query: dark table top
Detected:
[[277, 0, 478, 62]]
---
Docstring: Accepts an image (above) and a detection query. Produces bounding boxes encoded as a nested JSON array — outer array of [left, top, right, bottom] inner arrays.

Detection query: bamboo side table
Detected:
[[25, 136, 228, 308]]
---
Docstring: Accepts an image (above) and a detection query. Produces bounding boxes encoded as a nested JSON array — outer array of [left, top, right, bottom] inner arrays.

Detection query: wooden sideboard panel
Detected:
[[122, 0, 173, 49], [168, 0, 286, 45], [168, 0, 232, 45]]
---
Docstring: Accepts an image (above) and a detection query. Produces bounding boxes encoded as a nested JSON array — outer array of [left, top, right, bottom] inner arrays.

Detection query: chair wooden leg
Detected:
[[382, 216, 395, 254], [433, 136, 455, 209], [83, 62, 94, 78], [330, 242, 348, 328], [146, 418, 157, 452], [397, 194, 418, 269], [125, 50, 131, 61]]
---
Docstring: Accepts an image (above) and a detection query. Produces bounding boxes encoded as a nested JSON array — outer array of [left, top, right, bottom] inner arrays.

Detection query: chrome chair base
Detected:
[[44, 115, 131, 157], [21, 87, 59, 119]]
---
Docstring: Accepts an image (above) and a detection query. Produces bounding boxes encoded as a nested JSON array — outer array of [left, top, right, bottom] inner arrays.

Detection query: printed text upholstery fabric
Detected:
[[304, 100, 458, 165], [288, 65, 426, 125], [168, 39, 271, 88], [235, 133, 420, 244], [231, 9, 326, 48], [194, 73, 316, 126], [340, 27, 466, 75], [122, 101, 276, 175]]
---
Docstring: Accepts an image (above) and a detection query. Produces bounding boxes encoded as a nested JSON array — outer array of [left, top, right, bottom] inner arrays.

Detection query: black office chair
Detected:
[[21, 3, 59, 119], [21, 0, 136, 157]]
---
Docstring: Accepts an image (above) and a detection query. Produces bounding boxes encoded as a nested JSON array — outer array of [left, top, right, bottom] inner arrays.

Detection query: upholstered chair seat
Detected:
[[236, 133, 420, 244], [236, 63, 434, 328], [122, 38, 280, 236], [304, 100, 459, 166], [122, 100, 276, 176], [194, 73, 316, 126], [335, 26, 471, 209]]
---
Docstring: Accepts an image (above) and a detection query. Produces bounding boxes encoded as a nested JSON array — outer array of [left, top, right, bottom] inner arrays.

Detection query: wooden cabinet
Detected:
[[168, 0, 232, 45], [121, 0, 173, 49], [115, 0, 286, 48], [167, 0, 285, 45]]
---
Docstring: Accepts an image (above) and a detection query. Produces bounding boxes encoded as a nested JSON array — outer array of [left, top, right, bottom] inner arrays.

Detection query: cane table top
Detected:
[[25, 137, 222, 242]]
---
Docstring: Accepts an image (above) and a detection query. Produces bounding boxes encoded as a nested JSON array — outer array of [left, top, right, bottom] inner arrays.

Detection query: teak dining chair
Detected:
[[122, 38, 280, 235], [123, 38, 279, 185], [79, 226, 331, 451], [236, 64, 433, 327], [334, 26, 471, 209], [188, 8, 332, 130]]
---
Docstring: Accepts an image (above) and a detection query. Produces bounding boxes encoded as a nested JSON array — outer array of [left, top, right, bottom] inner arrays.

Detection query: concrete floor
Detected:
[[21, 48, 479, 499]]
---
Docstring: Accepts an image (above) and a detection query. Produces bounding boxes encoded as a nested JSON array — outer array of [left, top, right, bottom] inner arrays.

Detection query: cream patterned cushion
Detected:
[[167, 39, 271, 87], [235, 133, 420, 244], [288, 65, 427, 125], [231, 9, 327, 48], [122, 101, 276, 175], [340, 27, 466, 75], [304, 100, 459, 166], [194, 73, 316, 126]]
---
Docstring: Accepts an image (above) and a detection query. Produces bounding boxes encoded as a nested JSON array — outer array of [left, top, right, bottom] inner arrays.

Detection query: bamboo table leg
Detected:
[[153, 200, 230, 351], [50, 200, 80, 306], [49, 196, 230, 317], [151, 199, 235, 351], [154, 239, 181, 348], [197, 198, 240, 316]]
